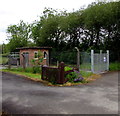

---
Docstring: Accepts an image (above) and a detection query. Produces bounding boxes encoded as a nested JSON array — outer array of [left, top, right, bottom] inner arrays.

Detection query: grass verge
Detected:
[[109, 62, 120, 71], [2, 69, 41, 81], [1, 68, 100, 87]]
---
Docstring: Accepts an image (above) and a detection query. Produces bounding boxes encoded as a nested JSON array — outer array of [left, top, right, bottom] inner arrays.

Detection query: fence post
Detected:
[[8, 55, 11, 69], [107, 50, 109, 71], [75, 47, 80, 72], [58, 62, 65, 84], [100, 50, 102, 72], [17, 59, 19, 67], [91, 50, 94, 73]]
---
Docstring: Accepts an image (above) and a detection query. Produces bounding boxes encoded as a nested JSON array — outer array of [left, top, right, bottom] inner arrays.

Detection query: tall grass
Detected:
[[80, 70, 93, 77], [80, 63, 91, 70], [109, 62, 120, 71]]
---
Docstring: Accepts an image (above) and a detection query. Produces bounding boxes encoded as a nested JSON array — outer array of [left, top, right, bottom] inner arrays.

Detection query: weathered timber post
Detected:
[[58, 62, 65, 84], [75, 47, 80, 72]]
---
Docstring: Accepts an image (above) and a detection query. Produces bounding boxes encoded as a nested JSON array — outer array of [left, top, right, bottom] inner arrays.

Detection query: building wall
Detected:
[[20, 48, 49, 67]]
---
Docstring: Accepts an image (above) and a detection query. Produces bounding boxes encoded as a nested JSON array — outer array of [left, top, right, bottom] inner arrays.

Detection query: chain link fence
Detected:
[[80, 52, 91, 71], [91, 50, 109, 73], [50, 49, 109, 73], [50, 50, 77, 67]]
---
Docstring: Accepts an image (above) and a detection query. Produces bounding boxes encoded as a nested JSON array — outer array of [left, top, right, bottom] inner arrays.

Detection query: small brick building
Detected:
[[17, 47, 51, 67]]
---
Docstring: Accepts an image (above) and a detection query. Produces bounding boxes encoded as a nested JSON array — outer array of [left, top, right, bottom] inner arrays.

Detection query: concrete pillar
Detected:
[[107, 50, 109, 71], [91, 50, 94, 73]]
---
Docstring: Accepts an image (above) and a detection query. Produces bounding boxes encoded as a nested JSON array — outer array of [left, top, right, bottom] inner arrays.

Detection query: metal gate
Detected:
[[91, 50, 109, 73], [8, 52, 20, 67]]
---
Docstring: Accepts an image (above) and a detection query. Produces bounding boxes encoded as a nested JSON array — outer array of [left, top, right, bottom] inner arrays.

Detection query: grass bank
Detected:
[[1, 67, 100, 86], [2, 68, 41, 81]]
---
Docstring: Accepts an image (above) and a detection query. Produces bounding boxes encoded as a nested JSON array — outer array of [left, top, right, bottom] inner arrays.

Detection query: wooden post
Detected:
[[58, 62, 65, 84]]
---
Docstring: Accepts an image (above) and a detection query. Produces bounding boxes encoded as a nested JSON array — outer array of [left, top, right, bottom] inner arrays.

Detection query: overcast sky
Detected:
[[0, 0, 96, 44]]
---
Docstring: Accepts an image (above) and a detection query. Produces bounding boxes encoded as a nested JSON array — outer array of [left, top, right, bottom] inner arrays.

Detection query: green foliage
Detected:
[[30, 50, 43, 73], [7, 67, 41, 74], [32, 66, 41, 74], [6, 1, 120, 61], [7, 20, 33, 52], [65, 66, 72, 71], [65, 72, 78, 82], [65, 69, 93, 83], [80, 71, 93, 77], [109, 62, 120, 71], [31, 50, 43, 65], [3, 68, 41, 79], [51, 50, 77, 65]]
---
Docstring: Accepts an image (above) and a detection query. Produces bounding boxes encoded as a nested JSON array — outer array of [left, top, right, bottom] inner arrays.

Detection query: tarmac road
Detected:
[[1, 71, 119, 114]]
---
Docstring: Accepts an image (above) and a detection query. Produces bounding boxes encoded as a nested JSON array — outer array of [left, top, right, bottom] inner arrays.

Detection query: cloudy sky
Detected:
[[0, 0, 96, 44]]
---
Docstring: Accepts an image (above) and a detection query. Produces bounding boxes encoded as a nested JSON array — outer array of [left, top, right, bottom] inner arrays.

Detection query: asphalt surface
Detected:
[[1, 71, 119, 114]]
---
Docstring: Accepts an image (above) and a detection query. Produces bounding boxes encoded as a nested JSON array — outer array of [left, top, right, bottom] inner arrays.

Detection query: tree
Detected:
[[31, 8, 67, 50], [7, 20, 32, 52], [6, 1, 120, 61], [59, 11, 83, 48]]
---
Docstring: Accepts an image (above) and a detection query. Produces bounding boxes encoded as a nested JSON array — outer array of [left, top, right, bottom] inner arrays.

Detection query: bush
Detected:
[[24, 67, 33, 73], [65, 70, 84, 83], [32, 66, 41, 74], [109, 62, 120, 71], [65, 66, 72, 71]]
